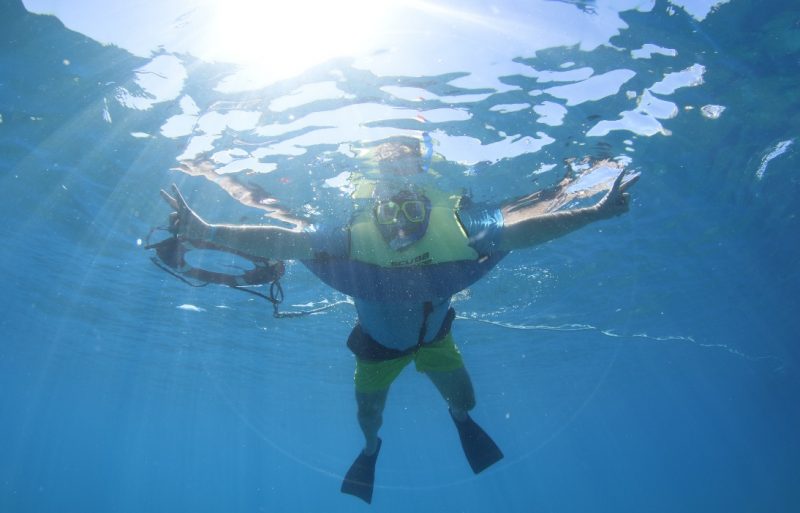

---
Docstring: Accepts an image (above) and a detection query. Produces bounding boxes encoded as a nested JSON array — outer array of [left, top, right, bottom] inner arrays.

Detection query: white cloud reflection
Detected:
[[22, 0, 725, 172], [114, 55, 187, 110], [269, 82, 355, 113], [542, 69, 636, 106]]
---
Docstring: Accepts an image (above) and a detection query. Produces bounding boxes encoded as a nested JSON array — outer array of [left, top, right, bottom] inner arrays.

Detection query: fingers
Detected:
[[171, 184, 189, 210], [620, 171, 641, 192], [160, 189, 178, 209], [160, 184, 191, 210], [160, 184, 193, 235], [596, 171, 633, 216], [599, 172, 624, 206], [606, 170, 640, 203], [610, 170, 626, 192], [168, 212, 179, 231]]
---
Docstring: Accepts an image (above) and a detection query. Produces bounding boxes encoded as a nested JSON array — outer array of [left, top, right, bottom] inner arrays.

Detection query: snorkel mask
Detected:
[[362, 136, 434, 250], [373, 188, 431, 251]]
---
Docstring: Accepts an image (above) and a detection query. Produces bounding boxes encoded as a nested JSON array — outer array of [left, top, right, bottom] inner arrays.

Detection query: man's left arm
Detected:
[[498, 170, 639, 251]]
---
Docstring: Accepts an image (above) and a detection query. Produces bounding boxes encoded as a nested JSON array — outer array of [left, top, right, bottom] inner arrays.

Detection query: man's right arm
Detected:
[[200, 223, 314, 260], [161, 184, 314, 260]]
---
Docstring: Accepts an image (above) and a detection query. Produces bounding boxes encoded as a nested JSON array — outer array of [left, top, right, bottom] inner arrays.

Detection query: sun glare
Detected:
[[203, 0, 389, 84]]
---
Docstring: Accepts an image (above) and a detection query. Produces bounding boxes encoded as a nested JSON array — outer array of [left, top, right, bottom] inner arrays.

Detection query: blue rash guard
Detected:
[[302, 206, 506, 352]]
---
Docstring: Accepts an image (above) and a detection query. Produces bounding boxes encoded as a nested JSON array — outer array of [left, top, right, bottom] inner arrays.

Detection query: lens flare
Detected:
[[202, 0, 388, 84]]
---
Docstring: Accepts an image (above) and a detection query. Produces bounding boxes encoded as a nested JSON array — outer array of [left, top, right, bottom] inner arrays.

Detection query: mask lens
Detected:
[[401, 200, 426, 223], [375, 201, 400, 224]]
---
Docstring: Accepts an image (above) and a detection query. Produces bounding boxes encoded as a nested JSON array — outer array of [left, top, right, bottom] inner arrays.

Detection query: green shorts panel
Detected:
[[354, 334, 465, 393]]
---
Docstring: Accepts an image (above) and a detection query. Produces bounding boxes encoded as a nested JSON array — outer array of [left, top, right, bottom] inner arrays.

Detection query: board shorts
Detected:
[[353, 333, 465, 393]]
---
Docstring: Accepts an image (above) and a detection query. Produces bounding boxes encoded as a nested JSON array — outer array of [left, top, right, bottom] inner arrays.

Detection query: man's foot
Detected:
[[450, 407, 469, 422], [450, 412, 503, 474], [341, 438, 382, 504], [364, 437, 380, 456]]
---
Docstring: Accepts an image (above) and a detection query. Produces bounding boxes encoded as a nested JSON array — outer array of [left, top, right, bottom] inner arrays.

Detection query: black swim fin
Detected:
[[341, 438, 382, 504], [450, 412, 503, 474]]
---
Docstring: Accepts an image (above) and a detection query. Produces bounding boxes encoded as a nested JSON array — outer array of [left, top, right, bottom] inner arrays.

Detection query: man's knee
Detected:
[[427, 368, 476, 412], [452, 386, 476, 412], [356, 390, 388, 419]]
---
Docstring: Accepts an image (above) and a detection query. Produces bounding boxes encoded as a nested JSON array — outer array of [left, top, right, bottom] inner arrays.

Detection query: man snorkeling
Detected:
[[160, 136, 638, 504]]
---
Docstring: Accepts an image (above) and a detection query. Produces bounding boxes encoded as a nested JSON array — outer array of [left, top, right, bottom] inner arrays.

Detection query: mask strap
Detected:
[[421, 132, 434, 173]]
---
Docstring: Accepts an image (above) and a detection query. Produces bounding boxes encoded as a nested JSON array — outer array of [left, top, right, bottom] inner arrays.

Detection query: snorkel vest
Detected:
[[303, 178, 505, 302], [349, 184, 479, 268]]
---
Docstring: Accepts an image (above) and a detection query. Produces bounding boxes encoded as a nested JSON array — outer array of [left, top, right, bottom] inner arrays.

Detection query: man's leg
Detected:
[[342, 387, 388, 504], [425, 366, 476, 420], [418, 336, 503, 473], [415, 334, 476, 419], [355, 389, 388, 456], [352, 354, 411, 455]]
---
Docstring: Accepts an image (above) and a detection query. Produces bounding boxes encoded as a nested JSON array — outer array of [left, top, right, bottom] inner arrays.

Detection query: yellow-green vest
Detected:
[[349, 186, 479, 268]]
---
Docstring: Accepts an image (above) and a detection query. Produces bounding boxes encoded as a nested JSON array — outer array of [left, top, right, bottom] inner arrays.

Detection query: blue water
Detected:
[[1, 0, 799, 511]]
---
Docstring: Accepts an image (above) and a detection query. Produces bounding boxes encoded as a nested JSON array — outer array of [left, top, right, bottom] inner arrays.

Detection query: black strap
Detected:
[[433, 307, 456, 341], [227, 280, 331, 318], [347, 306, 456, 362], [146, 229, 330, 319], [150, 256, 209, 288], [416, 301, 434, 348]]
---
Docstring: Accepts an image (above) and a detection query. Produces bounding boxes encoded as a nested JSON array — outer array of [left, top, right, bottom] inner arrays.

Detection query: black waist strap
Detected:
[[347, 307, 456, 362], [417, 301, 434, 347]]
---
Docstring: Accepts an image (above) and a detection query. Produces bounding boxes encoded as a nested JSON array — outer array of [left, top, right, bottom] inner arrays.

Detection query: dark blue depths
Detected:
[[1, 1, 799, 512]]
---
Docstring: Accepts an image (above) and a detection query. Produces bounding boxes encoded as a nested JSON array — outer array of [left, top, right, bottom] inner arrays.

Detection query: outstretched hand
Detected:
[[595, 170, 640, 219], [159, 184, 210, 241]]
